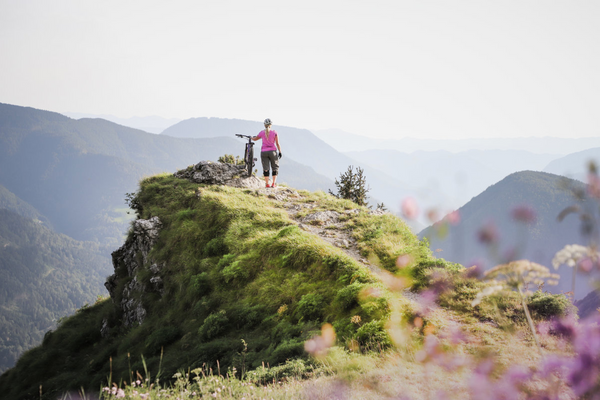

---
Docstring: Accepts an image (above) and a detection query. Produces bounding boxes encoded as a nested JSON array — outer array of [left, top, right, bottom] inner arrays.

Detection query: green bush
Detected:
[[230, 304, 267, 329], [296, 294, 325, 321], [246, 358, 313, 385], [528, 291, 575, 319], [199, 311, 229, 341], [217, 254, 236, 270], [145, 326, 181, 355], [222, 261, 250, 283], [190, 272, 212, 297], [354, 320, 392, 350], [269, 339, 306, 365], [271, 320, 303, 344], [411, 258, 463, 290], [335, 282, 365, 310], [204, 237, 228, 257]]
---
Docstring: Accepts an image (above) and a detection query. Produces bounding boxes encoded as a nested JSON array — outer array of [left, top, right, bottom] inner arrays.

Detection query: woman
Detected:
[[252, 118, 282, 188]]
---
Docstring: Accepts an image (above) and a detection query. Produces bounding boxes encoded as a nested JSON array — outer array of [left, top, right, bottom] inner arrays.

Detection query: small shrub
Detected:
[[190, 272, 212, 297], [271, 320, 303, 344], [335, 282, 365, 310], [269, 339, 306, 365], [328, 165, 370, 207], [217, 254, 236, 270], [204, 237, 228, 257], [360, 295, 390, 320], [230, 304, 267, 329], [247, 359, 313, 385], [218, 154, 244, 165], [354, 320, 392, 350], [528, 291, 575, 319], [199, 311, 229, 341], [296, 294, 325, 321], [222, 261, 250, 283]]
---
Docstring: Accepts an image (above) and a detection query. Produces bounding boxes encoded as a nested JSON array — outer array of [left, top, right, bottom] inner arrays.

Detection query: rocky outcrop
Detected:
[[102, 162, 272, 336], [174, 161, 264, 189], [103, 216, 165, 334]]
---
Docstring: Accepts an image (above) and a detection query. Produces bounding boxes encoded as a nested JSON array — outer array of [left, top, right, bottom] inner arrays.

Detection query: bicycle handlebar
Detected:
[[235, 134, 253, 139]]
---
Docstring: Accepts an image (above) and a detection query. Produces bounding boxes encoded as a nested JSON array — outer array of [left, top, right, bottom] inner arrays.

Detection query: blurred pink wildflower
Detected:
[[396, 254, 413, 268], [304, 323, 336, 357], [445, 210, 460, 225], [511, 205, 537, 224], [401, 197, 419, 220], [477, 221, 499, 245], [588, 173, 600, 198]]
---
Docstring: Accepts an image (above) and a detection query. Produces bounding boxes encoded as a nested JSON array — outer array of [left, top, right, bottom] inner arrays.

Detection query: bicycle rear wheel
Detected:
[[246, 146, 254, 177]]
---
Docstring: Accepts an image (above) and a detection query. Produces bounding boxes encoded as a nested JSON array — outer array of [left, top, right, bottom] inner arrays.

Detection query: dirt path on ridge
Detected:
[[258, 187, 421, 303]]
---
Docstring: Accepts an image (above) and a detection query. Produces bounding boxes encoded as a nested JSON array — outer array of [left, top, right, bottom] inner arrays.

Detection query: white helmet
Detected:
[[264, 118, 272, 126]]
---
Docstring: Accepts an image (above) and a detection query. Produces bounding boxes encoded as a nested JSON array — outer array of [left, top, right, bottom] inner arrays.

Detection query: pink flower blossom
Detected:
[[477, 221, 499, 245], [511, 205, 537, 224], [445, 210, 460, 225], [401, 197, 419, 220]]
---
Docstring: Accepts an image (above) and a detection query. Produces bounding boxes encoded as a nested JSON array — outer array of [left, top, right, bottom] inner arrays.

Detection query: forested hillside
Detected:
[[420, 171, 596, 299], [0, 184, 49, 227], [0, 209, 110, 373]]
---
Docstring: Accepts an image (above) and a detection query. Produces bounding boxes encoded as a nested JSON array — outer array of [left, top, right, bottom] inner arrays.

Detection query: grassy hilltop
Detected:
[[0, 171, 578, 399], [0, 171, 434, 398]]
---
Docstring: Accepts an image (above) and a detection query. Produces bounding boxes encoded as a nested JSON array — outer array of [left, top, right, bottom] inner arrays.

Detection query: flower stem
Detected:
[[518, 286, 543, 357]]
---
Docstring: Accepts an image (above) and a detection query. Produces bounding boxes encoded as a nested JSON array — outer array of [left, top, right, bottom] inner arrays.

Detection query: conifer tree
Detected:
[[329, 165, 370, 207]]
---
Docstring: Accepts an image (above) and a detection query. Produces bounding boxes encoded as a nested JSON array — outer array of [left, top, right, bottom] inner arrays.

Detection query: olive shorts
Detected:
[[261, 151, 279, 176]]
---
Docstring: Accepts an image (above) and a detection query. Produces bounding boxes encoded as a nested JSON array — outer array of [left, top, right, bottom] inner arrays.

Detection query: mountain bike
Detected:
[[235, 134, 256, 177]]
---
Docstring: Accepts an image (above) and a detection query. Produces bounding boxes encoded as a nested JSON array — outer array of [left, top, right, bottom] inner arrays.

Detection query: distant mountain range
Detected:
[[63, 112, 182, 134], [543, 147, 600, 183], [419, 171, 597, 300], [345, 149, 560, 212], [162, 117, 422, 210], [316, 128, 600, 155]]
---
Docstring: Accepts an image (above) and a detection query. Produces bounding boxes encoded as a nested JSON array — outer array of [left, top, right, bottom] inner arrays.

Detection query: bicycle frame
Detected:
[[235, 134, 256, 177]]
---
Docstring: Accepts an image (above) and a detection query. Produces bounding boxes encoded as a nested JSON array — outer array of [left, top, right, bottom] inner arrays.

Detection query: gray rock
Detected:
[[105, 216, 165, 331], [268, 193, 287, 201], [302, 211, 340, 224], [174, 161, 247, 184], [226, 175, 264, 189], [174, 161, 266, 188], [100, 318, 110, 338], [369, 209, 387, 216]]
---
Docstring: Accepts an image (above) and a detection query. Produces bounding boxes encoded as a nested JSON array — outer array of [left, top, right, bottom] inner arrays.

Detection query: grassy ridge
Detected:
[[0, 174, 436, 399]]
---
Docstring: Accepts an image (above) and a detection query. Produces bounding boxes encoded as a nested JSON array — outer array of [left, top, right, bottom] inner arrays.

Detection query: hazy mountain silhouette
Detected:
[[543, 147, 600, 183], [347, 149, 559, 210], [316, 128, 600, 155], [420, 171, 597, 300], [63, 112, 182, 134]]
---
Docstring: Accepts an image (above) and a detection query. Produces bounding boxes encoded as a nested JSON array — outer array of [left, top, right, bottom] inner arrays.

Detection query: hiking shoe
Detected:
[[266, 183, 271, 188], [271, 183, 277, 188]]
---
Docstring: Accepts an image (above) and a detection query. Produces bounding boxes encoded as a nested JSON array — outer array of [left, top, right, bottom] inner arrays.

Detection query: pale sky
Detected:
[[1, 0, 599, 140]]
